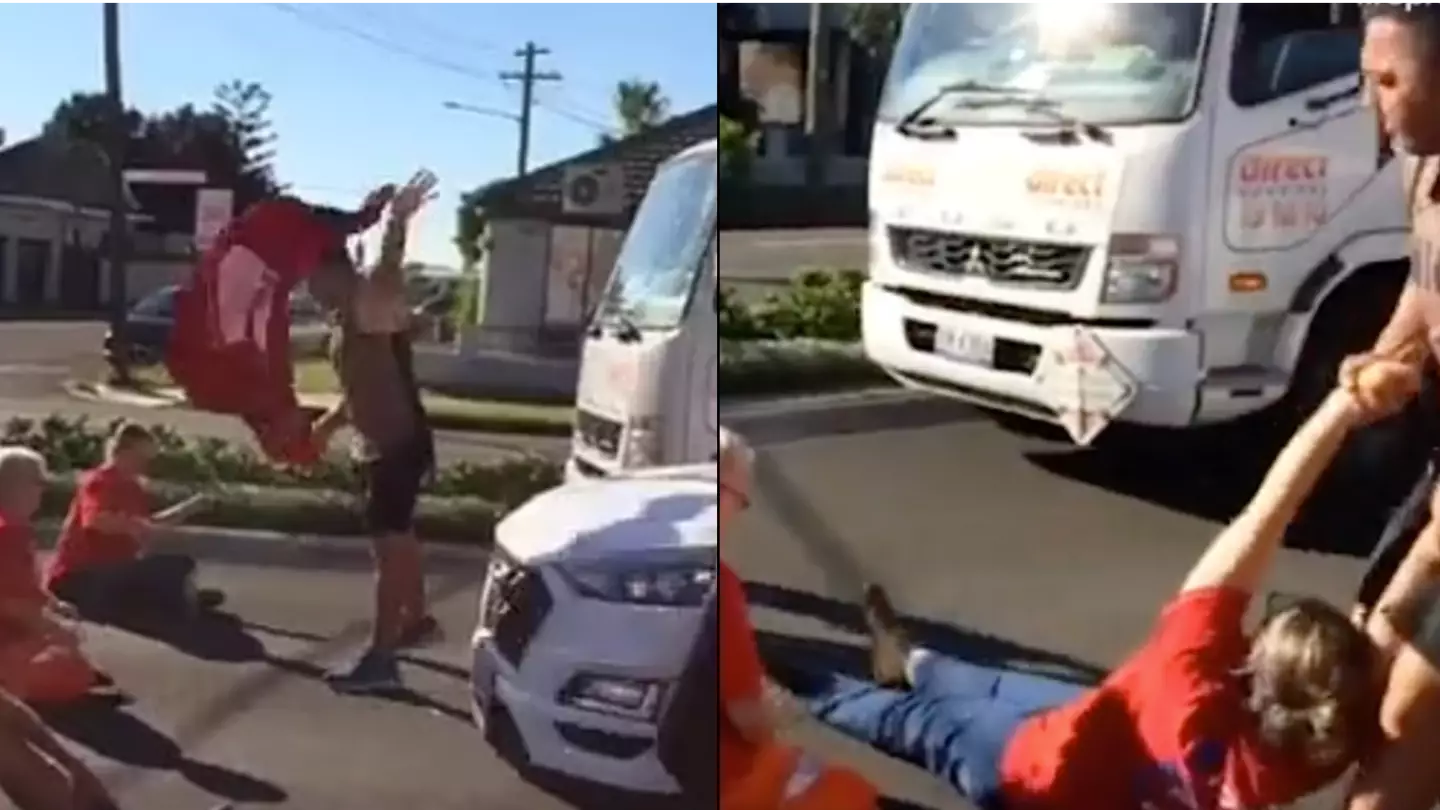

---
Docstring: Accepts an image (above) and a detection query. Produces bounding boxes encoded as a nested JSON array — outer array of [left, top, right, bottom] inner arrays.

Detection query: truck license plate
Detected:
[[935, 324, 994, 367]]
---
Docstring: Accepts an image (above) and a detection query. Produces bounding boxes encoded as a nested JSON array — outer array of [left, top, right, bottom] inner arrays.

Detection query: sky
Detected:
[[0, 2, 718, 267]]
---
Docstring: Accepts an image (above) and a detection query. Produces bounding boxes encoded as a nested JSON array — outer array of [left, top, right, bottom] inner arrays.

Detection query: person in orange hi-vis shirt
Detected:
[[717, 427, 879, 810]]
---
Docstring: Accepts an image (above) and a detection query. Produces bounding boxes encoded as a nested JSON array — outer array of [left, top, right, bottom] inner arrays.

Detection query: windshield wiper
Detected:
[[953, 95, 1113, 144], [896, 80, 1035, 138]]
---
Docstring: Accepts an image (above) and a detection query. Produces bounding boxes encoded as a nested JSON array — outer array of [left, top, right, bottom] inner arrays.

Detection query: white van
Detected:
[[567, 140, 718, 478], [864, 4, 1403, 445]]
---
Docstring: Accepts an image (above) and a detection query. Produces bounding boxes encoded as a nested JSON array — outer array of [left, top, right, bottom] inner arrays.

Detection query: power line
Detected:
[[268, 3, 615, 135]]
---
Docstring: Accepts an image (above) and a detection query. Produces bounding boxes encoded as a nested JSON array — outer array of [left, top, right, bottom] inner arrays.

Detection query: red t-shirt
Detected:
[[718, 561, 766, 787], [999, 587, 1354, 810], [44, 464, 148, 589], [0, 515, 46, 635]]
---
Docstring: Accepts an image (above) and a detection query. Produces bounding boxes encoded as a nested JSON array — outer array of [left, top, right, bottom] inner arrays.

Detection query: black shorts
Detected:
[[360, 432, 434, 535]]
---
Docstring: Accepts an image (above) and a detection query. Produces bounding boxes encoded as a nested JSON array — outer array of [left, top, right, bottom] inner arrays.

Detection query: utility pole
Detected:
[[804, 3, 833, 191], [103, 2, 132, 384], [500, 42, 561, 178]]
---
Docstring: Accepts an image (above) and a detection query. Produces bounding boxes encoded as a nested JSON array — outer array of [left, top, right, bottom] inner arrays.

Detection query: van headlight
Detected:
[[622, 415, 662, 467], [559, 560, 715, 607], [1102, 233, 1179, 304]]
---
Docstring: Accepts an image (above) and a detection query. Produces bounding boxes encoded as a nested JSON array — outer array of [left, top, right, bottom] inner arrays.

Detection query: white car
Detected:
[[471, 463, 717, 796]]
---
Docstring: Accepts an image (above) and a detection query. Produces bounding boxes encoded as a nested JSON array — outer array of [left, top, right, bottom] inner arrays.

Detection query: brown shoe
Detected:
[[862, 584, 910, 687]]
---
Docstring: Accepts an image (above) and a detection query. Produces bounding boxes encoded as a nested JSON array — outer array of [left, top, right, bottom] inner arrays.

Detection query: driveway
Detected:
[[722, 397, 1370, 809]]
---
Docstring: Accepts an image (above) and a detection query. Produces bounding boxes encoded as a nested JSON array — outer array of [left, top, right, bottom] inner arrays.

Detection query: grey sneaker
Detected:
[[326, 649, 402, 694], [862, 584, 911, 688]]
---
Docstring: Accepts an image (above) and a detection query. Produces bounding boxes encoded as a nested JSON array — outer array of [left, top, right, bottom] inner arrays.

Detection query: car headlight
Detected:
[[559, 560, 715, 607], [1102, 233, 1179, 304], [558, 673, 666, 721], [621, 415, 662, 468]]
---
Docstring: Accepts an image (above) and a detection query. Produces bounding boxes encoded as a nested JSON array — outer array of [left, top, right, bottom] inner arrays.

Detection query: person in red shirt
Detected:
[[772, 367, 1417, 810], [0, 446, 107, 707], [45, 423, 215, 624]]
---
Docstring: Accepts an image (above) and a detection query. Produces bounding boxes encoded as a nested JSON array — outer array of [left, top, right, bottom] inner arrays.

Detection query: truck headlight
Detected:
[[622, 416, 662, 467], [559, 560, 715, 607], [1101, 233, 1179, 304]]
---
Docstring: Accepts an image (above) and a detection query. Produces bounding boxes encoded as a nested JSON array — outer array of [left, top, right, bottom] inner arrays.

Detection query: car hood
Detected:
[[496, 464, 717, 567]]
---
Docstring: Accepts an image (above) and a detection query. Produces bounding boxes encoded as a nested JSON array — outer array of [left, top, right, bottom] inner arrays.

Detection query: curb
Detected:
[[63, 380, 179, 410], [722, 387, 980, 447], [33, 520, 490, 573]]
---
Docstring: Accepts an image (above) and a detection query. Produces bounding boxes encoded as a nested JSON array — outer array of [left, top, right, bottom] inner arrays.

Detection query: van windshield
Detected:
[[595, 149, 716, 331], [880, 3, 1211, 128]]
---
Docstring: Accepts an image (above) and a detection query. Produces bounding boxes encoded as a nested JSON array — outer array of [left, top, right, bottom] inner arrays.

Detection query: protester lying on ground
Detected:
[[0, 447, 113, 707], [769, 364, 1424, 810], [308, 171, 441, 693], [716, 427, 879, 810], [43, 423, 217, 625]]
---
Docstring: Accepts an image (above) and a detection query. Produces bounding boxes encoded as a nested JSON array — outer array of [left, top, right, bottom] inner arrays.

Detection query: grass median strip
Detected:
[[131, 359, 575, 436]]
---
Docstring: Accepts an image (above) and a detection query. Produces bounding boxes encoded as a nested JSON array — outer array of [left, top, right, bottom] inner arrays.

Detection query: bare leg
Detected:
[[370, 536, 410, 650], [0, 732, 80, 810]]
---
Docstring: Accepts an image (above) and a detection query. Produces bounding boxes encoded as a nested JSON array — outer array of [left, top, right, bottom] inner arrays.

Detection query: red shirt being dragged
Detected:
[[999, 587, 1358, 810], [44, 464, 148, 590], [718, 561, 765, 787]]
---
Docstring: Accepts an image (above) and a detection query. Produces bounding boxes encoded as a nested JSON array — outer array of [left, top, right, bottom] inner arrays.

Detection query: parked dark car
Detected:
[[103, 285, 332, 368]]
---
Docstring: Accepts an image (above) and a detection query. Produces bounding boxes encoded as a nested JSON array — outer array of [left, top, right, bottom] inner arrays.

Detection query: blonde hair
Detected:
[[106, 422, 155, 458], [0, 445, 46, 493], [1245, 598, 1374, 766]]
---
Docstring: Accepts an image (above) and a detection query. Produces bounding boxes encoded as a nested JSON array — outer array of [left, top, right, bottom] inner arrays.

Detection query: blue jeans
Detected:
[[799, 648, 1087, 809]]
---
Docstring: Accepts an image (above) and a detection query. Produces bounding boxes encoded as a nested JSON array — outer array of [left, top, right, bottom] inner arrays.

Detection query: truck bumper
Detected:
[[861, 282, 1203, 430]]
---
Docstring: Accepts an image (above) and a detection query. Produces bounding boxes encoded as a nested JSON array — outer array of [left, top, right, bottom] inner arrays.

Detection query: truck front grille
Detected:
[[890, 227, 1089, 289]]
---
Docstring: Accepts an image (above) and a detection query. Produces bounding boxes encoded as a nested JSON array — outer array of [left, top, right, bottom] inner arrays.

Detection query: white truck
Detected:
[[567, 140, 718, 479], [864, 3, 1405, 446]]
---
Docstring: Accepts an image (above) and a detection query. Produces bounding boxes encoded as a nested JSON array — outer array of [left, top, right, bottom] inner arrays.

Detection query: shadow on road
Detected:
[[728, 394, 983, 450], [1023, 420, 1432, 559], [747, 582, 1105, 685], [41, 704, 287, 803]]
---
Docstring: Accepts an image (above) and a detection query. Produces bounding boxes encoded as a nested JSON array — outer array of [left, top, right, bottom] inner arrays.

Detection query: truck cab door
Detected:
[[1203, 4, 1377, 343]]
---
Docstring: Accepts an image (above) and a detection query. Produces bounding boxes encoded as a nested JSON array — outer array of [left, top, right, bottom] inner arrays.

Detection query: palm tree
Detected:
[[609, 79, 671, 141]]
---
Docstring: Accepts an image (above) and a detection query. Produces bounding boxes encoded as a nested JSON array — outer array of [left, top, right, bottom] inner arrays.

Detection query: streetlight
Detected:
[[441, 101, 530, 177]]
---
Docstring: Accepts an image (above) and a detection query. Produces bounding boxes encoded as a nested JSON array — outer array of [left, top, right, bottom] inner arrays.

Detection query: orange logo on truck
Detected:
[[880, 165, 936, 188], [1025, 169, 1107, 200]]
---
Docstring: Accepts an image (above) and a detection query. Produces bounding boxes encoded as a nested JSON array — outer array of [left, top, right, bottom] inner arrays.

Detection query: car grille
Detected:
[[480, 551, 553, 668], [890, 227, 1090, 289], [574, 409, 623, 459]]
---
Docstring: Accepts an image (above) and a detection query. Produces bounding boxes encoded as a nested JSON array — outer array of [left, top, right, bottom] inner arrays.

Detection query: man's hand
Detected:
[[390, 170, 438, 221], [1345, 357, 1423, 424]]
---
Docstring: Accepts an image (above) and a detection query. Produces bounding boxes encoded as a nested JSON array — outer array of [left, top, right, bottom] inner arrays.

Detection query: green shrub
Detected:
[[719, 116, 756, 183], [720, 268, 864, 343], [5, 415, 561, 511], [40, 475, 500, 545]]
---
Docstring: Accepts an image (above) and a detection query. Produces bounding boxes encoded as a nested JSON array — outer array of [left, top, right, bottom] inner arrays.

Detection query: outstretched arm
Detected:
[[367, 170, 437, 293], [1180, 391, 1364, 595]]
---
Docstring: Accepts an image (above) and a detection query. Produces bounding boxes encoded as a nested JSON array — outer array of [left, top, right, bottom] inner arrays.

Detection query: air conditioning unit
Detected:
[[561, 164, 625, 215]]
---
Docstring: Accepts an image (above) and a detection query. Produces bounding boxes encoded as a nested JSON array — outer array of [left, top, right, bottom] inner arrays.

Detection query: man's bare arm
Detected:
[[1373, 284, 1429, 359], [1368, 519, 1440, 661]]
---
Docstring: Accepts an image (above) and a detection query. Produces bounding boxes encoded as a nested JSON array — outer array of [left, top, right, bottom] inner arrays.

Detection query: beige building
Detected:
[[0, 138, 191, 315]]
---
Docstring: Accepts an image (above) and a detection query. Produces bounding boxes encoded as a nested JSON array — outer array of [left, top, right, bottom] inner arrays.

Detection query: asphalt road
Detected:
[[722, 397, 1372, 810], [40, 550, 610, 810], [719, 228, 869, 283]]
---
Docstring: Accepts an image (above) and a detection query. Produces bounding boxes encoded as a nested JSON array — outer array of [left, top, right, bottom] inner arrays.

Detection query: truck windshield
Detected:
[[879, 3, 1211, 128], [595, 150, 716, 332]]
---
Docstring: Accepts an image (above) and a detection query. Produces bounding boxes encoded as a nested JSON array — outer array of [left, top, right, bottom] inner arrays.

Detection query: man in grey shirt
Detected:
[[309, 171, 439, 692]]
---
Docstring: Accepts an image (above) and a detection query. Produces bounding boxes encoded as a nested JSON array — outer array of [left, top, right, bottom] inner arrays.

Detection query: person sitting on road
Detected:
[[308, 171, 442, 693], [43, 423, 217, 625], [0, 447, 110, 707], [716, 427, 879, 810], [768, 364, 1423, 810]]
